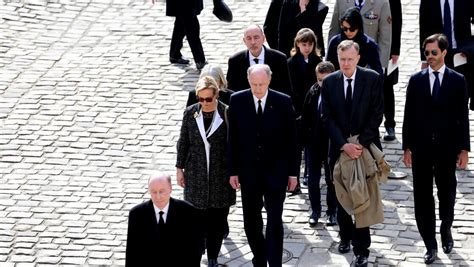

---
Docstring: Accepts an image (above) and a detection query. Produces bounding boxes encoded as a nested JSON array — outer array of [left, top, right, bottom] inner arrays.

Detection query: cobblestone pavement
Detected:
[[1, 0, 473, 266]]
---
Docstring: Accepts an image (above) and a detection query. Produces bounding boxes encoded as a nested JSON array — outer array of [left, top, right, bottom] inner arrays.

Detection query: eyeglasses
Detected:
[[341, 26, 357, 32], [197, 97, 214, 103], [424, 49, 439, 57]]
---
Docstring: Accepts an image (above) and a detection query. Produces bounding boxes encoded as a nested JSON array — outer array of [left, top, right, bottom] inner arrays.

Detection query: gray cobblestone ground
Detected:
[[0, 0, 473, 266]]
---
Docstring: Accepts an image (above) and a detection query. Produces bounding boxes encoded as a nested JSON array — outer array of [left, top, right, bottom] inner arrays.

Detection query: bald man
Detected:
[[228, 64, 299, 267], [126, 173, 202, 266]]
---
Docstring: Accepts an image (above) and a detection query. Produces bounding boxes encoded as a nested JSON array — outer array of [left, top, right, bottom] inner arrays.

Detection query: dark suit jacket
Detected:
[[402, 67, 470, 154], [176, 102, 236, 209], [301, 83, 329, 158], [166, 0, 203, 16], [226, 46, 293, 97], [321, 66, 384, 163], [228, 89, 299, 190], [126, 198, 202, 267], [389, 0, 402, 56], [419, 0, 474, 61], [277, 0, 328, 57]]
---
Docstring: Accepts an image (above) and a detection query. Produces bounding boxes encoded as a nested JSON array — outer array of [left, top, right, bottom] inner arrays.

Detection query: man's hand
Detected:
[[457, 150, 468, 169], [230, 175, 240, 190], [342, 143, 363, 159], [287, 176, 297, 191], [391, 55, 399, 64], [176, 168, 185, 188], [403, 149, 412, 168]]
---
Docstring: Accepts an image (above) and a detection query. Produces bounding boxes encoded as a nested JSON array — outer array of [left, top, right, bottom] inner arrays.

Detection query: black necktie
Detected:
[[345, 79, 353, 118], [257, 100, 263, 116], [432, 71, 441, 99], [158, 211, 165, 226], [253, 58, 259, 64], [443, 0, 452, 46]]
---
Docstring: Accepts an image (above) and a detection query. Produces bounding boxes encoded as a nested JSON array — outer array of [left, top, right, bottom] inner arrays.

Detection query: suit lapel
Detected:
[[421, 68, 432, 98], [352, 68, 365, 116]]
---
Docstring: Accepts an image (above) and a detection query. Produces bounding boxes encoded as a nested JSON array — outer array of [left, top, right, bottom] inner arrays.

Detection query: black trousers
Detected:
[[383, 69, 397, 128], [329, 160, 371, 257], [240, 171, 286, 267], [411, 148, 457, 250], [199, 207, 230, 259], [169, 15, 205, 63], [307, 147, 337, 216]]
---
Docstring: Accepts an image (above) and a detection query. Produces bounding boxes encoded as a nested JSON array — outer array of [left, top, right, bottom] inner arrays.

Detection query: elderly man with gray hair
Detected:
[[125, 173, 203, 266]]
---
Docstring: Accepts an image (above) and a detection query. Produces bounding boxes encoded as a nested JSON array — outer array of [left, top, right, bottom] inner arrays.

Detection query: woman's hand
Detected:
[[176, 168, 185, 188]]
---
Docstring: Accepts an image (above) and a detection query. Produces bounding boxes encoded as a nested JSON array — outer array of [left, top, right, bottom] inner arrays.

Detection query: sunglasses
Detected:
[[424, 49, 439, 57], [341, 26, 357, 32], [197, 97, 214, 103]]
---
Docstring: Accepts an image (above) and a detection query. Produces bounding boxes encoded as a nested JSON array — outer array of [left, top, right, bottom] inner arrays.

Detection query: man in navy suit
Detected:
[[419, 0, 474, 109], [403, 34, 470, 265], [226, 25, 293, 97], [321, 40, 384, 267], [126, 173, 202, 266], [228, 64, 299, 267]]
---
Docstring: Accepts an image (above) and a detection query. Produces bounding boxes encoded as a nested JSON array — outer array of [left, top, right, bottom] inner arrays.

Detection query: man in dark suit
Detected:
[[321, 40, 384, 267], [166, 0, 207, 70], [403, 34, 470, 265], [126, 173, 202, 267], [228, 64, 299, 267], [419, 0, 474, 109], [227, 25, 293, 97]]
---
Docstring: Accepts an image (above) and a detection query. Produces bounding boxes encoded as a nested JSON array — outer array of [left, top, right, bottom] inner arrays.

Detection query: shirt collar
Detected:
[[428, 64, 446, 76], [253, 89, 269, 111], [249, 47, 265, 64], [343, 68, 357, 81], [153, 201, 170, 215]]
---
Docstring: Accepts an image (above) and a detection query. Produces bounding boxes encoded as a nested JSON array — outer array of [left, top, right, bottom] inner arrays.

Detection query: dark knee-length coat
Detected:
[[176, 101, 236, 209]]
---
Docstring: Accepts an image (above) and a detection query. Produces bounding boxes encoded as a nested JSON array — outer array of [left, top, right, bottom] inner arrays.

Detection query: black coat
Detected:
[[277, 0, 328, 57], [326, 33, 383, 76], [287, 53, 321, 116], [402, 67, 470, 154], [176, 102, 236, 209], [321, 67, 383, 163], [226, 46, 293, 97], [301, 83, 329, 158], [126, 198, 202, 267], [166, 0, 203, 16]]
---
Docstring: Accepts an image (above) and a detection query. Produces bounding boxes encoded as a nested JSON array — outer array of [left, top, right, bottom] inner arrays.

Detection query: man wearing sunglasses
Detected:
[[403, 33, 470, 265]]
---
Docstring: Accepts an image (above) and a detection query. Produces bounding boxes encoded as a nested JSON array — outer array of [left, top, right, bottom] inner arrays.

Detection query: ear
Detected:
[[442, 49, 447, 57]]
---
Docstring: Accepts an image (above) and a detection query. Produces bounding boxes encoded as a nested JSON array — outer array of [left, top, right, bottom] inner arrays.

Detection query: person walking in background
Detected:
[[382, 0, 402, 141], [227, 25, 293, 97], [301, 61, 337, 227], [419, 0, 474, 110], [326, 7, 383, 76], [126, 173, 202, 267], [166, 0, 207, 70], [321, 40, 384, 267], [403, 34, 470, 265], [328, 0, 391, 70], [228, 64, 299, 267], [186, 64, 234, 106], [264, 0, 328, 57], [176, 76, 236, 267]]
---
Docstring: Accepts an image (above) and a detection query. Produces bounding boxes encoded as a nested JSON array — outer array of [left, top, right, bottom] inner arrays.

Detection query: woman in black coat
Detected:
[[326, 7, 383, 76], [176, 76, 236, 267]]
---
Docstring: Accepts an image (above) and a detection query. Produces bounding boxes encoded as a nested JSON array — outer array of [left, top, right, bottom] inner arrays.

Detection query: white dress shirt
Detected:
[[249, 48, 265, 66], [428, 64, 446, 95], [253, 90, 269, 113], [153, 202, 170, 224]]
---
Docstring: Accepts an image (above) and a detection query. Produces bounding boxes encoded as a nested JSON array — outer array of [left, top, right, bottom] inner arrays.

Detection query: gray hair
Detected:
[[337, 40, 360, 54], [199, 64, 228, 90], [148, 173, 171, 187], [247, 64, 272, 80]]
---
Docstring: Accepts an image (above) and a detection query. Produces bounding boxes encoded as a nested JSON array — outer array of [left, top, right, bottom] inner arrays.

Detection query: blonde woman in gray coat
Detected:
[[176, 76, 236, 267]]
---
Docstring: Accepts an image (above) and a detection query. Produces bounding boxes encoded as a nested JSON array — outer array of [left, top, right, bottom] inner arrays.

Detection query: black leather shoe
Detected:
[[383, 127, 396, 141], [442, 229, 454, 254], [196, 61, 208, 70], [289, 185, 302, 196], [208, 258, 218, 267], [308, 212, 319, 227], [169, 56, 190, 65], [354, 255, 368, 267], [338, 240, 351, 254], [326, 213, 337, 226], [424, 249, 437, 264], [213, 0, 233, 22]]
